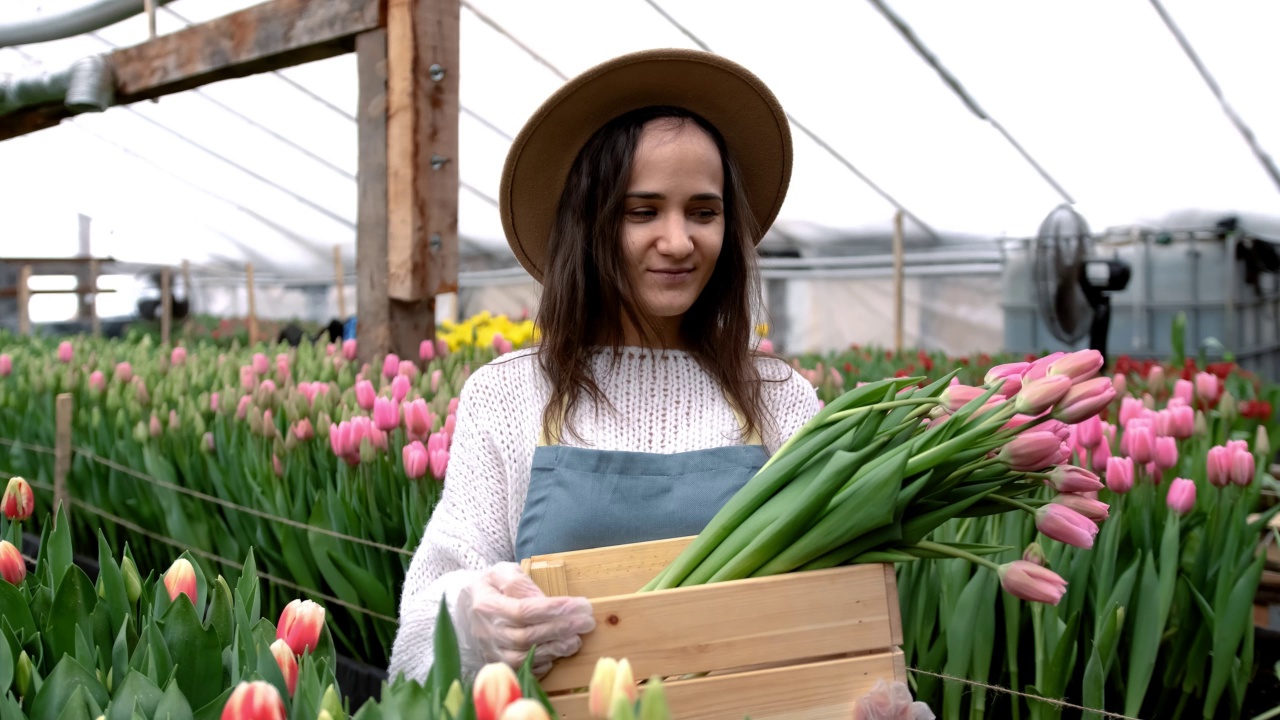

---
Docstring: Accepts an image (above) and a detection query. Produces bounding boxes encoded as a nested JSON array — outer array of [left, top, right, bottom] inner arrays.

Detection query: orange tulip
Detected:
[[220, 681, 286, 720], [0, 540, 26, 585], [1, 477, 34, 521], [277, 599, 326, 655], [164, 559, 197, 604], [269, 639, 298, 696]]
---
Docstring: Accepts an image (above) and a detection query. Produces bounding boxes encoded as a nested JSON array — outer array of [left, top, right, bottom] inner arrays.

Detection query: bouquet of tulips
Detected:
[[645, 350, 1116, 603], [0, 501, 345, 720]]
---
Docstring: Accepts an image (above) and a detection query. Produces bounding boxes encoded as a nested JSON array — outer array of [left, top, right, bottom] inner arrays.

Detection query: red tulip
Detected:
[[2, 477, 34, 521], [220, 681, 286, 720], [0, 540, 26, 585], [269, 639, 298, 696], [164, 558, 197, 603], [277, 599, 325, 655], [999, 560, 1067, 605], [474, 662, 522, 720]]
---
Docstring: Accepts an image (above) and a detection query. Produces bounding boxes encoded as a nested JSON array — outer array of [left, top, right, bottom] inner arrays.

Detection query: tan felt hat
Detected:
[[499, 48, 793, 283]]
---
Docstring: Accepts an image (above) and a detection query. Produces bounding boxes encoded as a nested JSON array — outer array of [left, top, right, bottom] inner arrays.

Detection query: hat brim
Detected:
[[500, 48, 793, 283]]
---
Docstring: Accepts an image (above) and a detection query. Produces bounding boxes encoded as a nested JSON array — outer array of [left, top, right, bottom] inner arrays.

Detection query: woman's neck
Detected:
[[620, 314, 686, 350]]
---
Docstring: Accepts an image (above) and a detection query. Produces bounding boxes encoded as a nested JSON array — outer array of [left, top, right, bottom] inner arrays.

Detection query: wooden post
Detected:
[[54, 393, 72, 521], [17, 264, 32, 336], [246, 263, 258, 346], [160, 267, 172, 346], [77, 214, 93, 322], [89, 259, 101, 337], [181, 259, 192, 319], [334, 245, 347, 319], [356, 28, 392, 363], [892, 211, 905, 353]]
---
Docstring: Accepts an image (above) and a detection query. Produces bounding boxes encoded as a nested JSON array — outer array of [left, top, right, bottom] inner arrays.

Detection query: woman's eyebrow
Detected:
[[623, 191, 723, 201]]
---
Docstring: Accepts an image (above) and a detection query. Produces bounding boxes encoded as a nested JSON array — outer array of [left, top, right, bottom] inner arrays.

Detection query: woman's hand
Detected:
[[458, 563, 596, 676]]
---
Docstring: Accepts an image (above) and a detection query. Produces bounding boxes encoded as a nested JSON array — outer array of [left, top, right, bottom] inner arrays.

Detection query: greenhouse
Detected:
[[1, 1, 1279, 718]]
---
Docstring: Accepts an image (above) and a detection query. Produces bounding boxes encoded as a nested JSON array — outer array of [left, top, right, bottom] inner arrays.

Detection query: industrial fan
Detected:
[[1032, 204, 1131, 362]]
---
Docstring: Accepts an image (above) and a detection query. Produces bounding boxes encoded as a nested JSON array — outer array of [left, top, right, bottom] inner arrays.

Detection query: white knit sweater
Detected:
[[386, 347, 821, 681]]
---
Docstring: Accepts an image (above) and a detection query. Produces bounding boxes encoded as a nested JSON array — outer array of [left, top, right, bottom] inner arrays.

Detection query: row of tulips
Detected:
[[898, 349, 1278, 719], [0, 327, 535, 668]]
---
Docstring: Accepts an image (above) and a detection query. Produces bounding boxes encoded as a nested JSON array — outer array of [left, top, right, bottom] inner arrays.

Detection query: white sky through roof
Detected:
[[1, 0, 1278, 276]]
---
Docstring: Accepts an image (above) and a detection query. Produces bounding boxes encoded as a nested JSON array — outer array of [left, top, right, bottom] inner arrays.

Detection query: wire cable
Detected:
[[460, 0, 569, 81]]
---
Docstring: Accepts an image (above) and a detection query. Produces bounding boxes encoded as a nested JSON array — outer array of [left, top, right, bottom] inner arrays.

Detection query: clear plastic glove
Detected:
[[457, 562, 596, 676]]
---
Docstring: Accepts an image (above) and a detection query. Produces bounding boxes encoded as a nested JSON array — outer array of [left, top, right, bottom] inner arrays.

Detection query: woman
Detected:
[[388, 49, 821, 681]]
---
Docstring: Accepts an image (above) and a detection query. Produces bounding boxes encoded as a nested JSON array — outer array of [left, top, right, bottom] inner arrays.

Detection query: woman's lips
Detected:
[[648, 268, 693, 284]]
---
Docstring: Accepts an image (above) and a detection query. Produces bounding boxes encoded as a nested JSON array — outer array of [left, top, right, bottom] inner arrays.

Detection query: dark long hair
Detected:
[[535, 106, 773, 443]]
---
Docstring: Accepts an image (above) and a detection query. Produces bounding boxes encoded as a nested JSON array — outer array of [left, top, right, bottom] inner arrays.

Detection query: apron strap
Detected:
[[538, 394, 763, 447]]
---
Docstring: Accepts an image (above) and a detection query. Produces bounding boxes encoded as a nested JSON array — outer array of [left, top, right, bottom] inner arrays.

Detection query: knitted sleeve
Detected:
[[759, 360, 822, 454], [386, 364, 515, 682]]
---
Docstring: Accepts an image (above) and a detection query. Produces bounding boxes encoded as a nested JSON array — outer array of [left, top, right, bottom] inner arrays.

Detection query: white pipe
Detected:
[[0, 0, 174, 47], [0, 54, 114, 116]]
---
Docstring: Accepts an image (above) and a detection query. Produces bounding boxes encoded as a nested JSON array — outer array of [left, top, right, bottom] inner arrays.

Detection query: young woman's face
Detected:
[[621, 119, 725, 324]]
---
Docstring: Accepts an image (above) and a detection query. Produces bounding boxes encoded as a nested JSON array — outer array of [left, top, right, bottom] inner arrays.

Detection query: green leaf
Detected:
[[1204, 551, 1265, 717], [205, 577, 234, 648], [943, 567, 985, 718], [518, 649, 556, 716], [28, 656, 109, 720], [253, 636, 290, 709], [1157, 513, 1180, 632], [0, 622, 12, 698], [111, 619, 134, 701], [51, 685, 94, 720], [428, 596, 461, 697], [326, 551, 396, 618], [44, 565, 97, 668], [1124, 553, 1161, 717], [191, 687, 231, 720], [95, 531, 129, 638], [46, 507, 73, 593], [106, 671, 165, 720], [154, 679, 195, 720], [143, 622, 174, 689], [234, 550, 260, 626], [0, 582, 37, 644], [159, 596, 224, 710]]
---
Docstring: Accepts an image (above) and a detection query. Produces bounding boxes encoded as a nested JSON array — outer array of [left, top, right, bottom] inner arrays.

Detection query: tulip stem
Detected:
[[913, 540, 1002, 573], [987, 494, 1041, 515], [825, 398, 940, 423]]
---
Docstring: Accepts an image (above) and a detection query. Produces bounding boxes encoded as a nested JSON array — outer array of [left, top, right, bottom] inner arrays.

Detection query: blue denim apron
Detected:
[[514, 403, 769, 560]]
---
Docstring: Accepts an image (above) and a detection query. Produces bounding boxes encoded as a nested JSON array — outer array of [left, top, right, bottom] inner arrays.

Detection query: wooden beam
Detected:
[[160, 268, 172, 346], [17, 265, 32, 336], [0, 0, 383, 141], [0, 286, 116, 299], [386, 0, 459, 302], [246, 263, 258, 346], [356, 29, 392, 364]]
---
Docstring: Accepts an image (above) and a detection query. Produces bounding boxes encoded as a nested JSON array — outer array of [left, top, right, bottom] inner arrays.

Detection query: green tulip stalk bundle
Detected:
[[645, 350, 1117, 607], [0, 506, 346, 720]]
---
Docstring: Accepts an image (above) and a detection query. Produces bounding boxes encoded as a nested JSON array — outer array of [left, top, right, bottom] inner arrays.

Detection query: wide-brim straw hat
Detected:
[[500, 48, 793, 283]]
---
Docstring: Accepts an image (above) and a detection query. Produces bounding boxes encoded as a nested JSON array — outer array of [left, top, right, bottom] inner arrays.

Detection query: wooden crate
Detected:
[[521, 536, 906, 720]]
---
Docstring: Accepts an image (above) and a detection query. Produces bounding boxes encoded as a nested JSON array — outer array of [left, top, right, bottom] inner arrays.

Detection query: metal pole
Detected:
[[893, 210, 905, 353]]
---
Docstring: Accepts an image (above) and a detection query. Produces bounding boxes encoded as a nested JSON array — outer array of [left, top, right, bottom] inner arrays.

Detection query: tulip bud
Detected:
[[985, 362, 1030, 386], [1044, 465, 1104, 493], [88, 370, 106, 393], [1219, 392, 1238, 424], [1074, 415, 1103, 450], [613, 658, 638, 706], [121, 555, 142, 605], [1194, 371, 1221, 407], [436, 338, 449, 357], [1021, 352, 1066, 384], [474, 662, 522, 720], [499, 700, 551, 720], [999, 560, 1067, 605], [0, 540, 26, 585], [1257, 426, 1271, 460], [1047, 349, 1103, 383], [420, 339, 436, 361], [164, 558, 197, 603], [382, 353, 400, 379], [430, 449, 450, 480], [269, 639, 298, 696], [1052, 492, 1110, 522], [15, 650, 32, 698], [1013, 375, 1073, 416], [293, 419, 315, 442], [220, 681, 286, 720], [0, 354, 10, 376], [940, 384, 985, 412], [277, 599, 326, 655], [610, 696, 637, 720], [402, 442, 429, 480], [1126, 425, 1154, 465], [2, 477, 34, 521], [1036, 504, 1099, 548], [1231, 448, 1256, 487], [1154, 436, 1178, 471], [1166, 478, 1196, 516], [1021, 542, 1048, 567], [1052, 377, 1116, 424], [997, 432, 1063, 471], [253, 353, 269, 376], [135, 379, 150, 406], [1105, 456, 1134, 494], [149, 414, 163, 438], [320, 684, 345, 720], [169, 409, 181, 431], [589, 657, 618, 718], [1173, 379, 1193, 406], [132, 421, 149, 444], [355, 380, 376, 411], [636, 676, 669, 720], [1090, 437, 1112, 473], [57, 341, 73, 364]]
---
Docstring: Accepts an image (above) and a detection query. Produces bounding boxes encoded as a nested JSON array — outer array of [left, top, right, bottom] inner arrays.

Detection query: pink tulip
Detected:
[[436, 339, 449, 357], [941, 384, 985, 412], [1169, 405, 1194, 440], [293, 419, 314, 442], [1044, 465, 1104, 493], [0, 541, 25, 586], [2, 477, 35, 521], [220, 681, 286, 720], [1052, 493, 1110, 522], [277, 599, 326, 655], [169, 410, 180, 431], [404, 399, 433, 440], [240, 365, 257, 391], [1013, 375, 1073, 416], [1147, 365, 1165, 391], [1052, 377, 1117, 424], [0, 354, 10, 377], [986, 362, 1031, 386], [1105, 456, 1134, 493], [420, 339, 435, 361], [57, 341, 73, 364], [430, 449, 450, 479], [382, 353, 400, 379], [492, 334, 514, 355], [164, 558, 197, 603], [373, 397, 400, 432], [115, 361, 133, 383], [1042, 419, 1070, 443], [1126, 424, 1155, 464], [444, 413, 457, 437], [1112, 373, 1127, 397], [342, 339, 358, 361], [1231, 448, 1256, 487], [999, 560, 1068, 605], [237, 395, 252, 420], [204, 432, 215, 452], [1021, 352, 1066, 384], [349, 417, 372, 453], [1075, 415, 1103, 449], [997, 432, 1063, 471], [1119, 397, 1145, 428], [355, 380, 376, 411], [1091, 438, 1112, 473], [272, 455, 284, 477], [149, 414, 163, 438], [370, 426, 389, 451], [259, 379, 277, 396], [402, 441, 429, 479], [327, 343, 337, 357], [391, 375, 411, 404], [1154, 436, 1178, 471], [449, 397, 460, 415], [88, 370, 106, 392], [1036, 503, 1099, 548], [1194, 372, 1220, 406], [211, 392, 220, 412], [1166, 478, 1196, 515], [430, 369, 442, 393], [329, 422, 352, 458], [398, 360, 419, 379], [758, 338, 775, 353], [473, 663, 522, 720], [275, 357, 290, 381], [1047, 349, 1103, 383], [252, 353, 269, 375], [269, 639, 298, 697], [1173, 379, 1193, 406], [427, 432, 449, 455]]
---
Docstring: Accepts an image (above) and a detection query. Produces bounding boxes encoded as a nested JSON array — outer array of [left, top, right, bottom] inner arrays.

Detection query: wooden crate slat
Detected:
[[550, 650, 905, 720], [522, 535, 693, 598], [539, 564, 899, 693]]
